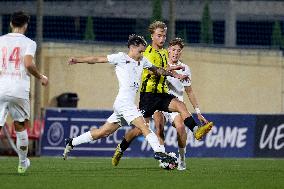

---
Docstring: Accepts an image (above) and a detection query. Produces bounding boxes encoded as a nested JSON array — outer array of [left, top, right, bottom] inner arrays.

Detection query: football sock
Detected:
[[72, 131, 93, 146], [145, 132, 163, 152], [160, 145, 166, 153], [184, 116, 197, 132], [120, 138, 130, 152], [178, 147, 186, 161], [16, 130, 28, 167]]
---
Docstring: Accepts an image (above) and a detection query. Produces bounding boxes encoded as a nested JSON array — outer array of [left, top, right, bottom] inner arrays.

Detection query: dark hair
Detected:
[[169, 38, 185, 49], [10, 11, 30, 28], [148, 20, 167, 34], [127, 34, 147, 48]]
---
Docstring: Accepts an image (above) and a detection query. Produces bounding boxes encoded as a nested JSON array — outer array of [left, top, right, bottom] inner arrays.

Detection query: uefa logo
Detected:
[[47, 122, 64, 146]]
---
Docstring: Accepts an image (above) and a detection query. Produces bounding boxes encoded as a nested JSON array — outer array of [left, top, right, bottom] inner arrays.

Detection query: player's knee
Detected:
[[20, 146, 27, 151], [175, 124, 186, 134], [14, 121, 25, 132]]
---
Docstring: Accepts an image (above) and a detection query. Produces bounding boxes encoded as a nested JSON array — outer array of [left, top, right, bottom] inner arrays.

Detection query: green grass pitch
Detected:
[[0, 157, 283, 189]]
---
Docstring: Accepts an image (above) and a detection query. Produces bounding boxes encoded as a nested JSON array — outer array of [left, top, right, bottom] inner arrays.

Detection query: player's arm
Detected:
[[68, 56, 108, 65], [184, 86, 208, 124], [24, 55, 48, 86], [166, 65, 185, 72], [147, 65, 188, 80]]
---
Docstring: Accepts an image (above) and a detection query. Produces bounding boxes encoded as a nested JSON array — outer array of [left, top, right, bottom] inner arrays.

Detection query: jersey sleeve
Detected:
[[182, 65, 192, 87], [25, 41, 37, 57], [143, 47, 156, 65], [107, 52, 123, 65], [142, 57, 153, 69]]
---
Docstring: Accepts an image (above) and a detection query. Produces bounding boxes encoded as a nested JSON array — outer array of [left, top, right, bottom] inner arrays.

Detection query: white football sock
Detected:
[[16, 130, 28, 166], [72, 131, 93, 146], [145, 132, 163, 152], [193, 126, 199, 133], [160, 145, 166, 153], [178, 147, 186, 161]]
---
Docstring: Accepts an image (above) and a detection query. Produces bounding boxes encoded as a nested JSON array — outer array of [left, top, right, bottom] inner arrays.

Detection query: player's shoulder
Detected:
[[113, 52, 125, 56], [18, 34, 36, 47], [141, 56, 151, 64], [145, 45, 153, 53], [24, 36, 36, 45], [108, 52, 125, 58], [160, 48, 168, 54], [108, 52, 130, 65], [0, 34, 6, 41], [178, 61, 187, 67], [178, 61, 190, 69]]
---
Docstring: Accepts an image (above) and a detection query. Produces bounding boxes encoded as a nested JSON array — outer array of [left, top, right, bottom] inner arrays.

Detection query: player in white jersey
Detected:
[[154, 38, 208, 170], [0, 11, 48, 174], [63, 35, 187, 167]]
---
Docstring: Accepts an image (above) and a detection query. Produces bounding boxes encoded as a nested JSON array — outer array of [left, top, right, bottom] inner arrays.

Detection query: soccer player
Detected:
[[112, 21, 213, 167], [0, 11, 48, 174], [63, 34, 187, 166], [154, 38, 208, 170]]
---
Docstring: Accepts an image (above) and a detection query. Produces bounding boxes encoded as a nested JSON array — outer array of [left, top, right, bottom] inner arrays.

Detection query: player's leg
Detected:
[[8, 96, 30, 174], [121, 104, 178, 165], [168, 98, 213, 140], [153, 111, 166, 152], [0, 96, 9, 131], [130, 116, 176, 164], [63, 113, 120, 160], [172, 114, 187, 170], [14, 120, 30, 173], [112, 126, 143, 166]]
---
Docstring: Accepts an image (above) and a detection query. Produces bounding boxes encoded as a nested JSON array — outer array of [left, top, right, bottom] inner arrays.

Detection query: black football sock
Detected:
[[184, 116, 197, 132], [119, 138, 131, 152]]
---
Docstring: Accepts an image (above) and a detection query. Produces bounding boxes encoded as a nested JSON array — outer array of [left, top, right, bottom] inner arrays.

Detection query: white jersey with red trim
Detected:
[[0, 33, 36, 99]]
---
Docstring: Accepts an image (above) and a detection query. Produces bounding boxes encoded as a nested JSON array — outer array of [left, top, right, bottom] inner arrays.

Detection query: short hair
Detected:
[[169, 38, 185, 49], [148, 20, 167, 34], [10, 11, 30, 28], [127, 34, 147, 48]]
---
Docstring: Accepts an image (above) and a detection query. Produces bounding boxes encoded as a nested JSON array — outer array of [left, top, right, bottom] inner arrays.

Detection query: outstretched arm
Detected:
[[148, 65, 188, 80], [68, 56, 108, 65], [185, 86, 208, 124]]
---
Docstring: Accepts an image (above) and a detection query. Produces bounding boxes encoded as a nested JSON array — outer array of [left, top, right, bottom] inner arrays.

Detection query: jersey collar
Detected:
[[7, 33, 25, 37]]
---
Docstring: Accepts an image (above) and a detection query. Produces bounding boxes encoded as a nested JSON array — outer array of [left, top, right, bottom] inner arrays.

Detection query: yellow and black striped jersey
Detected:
[[140, 45, 169, 93]]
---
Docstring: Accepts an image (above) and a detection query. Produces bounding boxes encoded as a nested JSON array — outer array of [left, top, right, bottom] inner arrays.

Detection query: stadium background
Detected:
[[0, 1, 284, 189], [0, 0, 283, 159]]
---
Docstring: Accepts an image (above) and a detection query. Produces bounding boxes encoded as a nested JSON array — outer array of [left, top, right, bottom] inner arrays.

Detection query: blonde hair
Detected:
[[148, 20, 167, 34]]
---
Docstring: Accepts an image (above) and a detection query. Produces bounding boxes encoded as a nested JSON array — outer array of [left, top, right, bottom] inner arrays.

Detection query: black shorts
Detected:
[[139, 92, 176, 118]]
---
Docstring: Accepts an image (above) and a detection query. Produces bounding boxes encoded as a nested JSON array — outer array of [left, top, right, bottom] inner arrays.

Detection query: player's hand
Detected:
[[172, 71, 188, 80], [68, 57, 78, 65], [40, 74, 48, 86], [167, 65, 185, 71], [197, 114, 208, 125]]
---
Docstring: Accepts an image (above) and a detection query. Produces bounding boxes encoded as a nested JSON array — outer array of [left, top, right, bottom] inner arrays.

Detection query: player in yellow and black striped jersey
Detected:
[[140, 45, 169, 94], [112, 21, 214, 167]]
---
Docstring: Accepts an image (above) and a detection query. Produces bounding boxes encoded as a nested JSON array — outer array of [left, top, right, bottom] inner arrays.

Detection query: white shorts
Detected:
[[162, 111, 179, 124], [0, 95, 30, 126], [107, 102, 143, 125]]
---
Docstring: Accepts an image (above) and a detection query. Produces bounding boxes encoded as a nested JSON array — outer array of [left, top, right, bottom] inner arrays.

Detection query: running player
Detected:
[[112, 21, 213, 167], [154, 38, 208, 170], [0, 11, 48, 174], [63, 34, 187, 166]]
